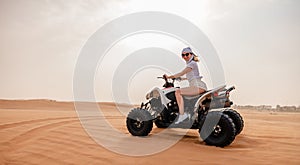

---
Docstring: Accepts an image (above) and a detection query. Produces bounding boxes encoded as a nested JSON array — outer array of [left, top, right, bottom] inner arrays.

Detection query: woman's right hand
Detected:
[[163, 74, 169, 79]]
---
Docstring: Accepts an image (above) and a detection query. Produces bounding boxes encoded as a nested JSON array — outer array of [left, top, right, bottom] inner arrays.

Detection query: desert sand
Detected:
[[0, 100, 299, 165]]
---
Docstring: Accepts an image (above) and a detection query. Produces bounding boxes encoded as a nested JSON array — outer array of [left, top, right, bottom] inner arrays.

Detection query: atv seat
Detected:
[[183, 90, 210, 100], [183, 85, 227, 101]]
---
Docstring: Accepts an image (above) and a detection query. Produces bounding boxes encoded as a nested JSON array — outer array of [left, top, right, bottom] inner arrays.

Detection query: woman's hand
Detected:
[[163, 74, 173, 79], [163, 74, 169, 79]]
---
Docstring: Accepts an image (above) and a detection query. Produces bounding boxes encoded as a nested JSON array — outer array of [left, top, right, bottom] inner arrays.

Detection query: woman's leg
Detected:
[[175, 87, 206, 115], [175, 89, 184, 115]]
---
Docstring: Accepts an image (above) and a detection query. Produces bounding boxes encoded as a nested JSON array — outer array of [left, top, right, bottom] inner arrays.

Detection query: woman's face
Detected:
[[181, 52, 192, 61]]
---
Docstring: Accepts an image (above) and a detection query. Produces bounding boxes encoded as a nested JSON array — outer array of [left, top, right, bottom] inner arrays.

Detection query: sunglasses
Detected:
[[182, 53, 192, 57]]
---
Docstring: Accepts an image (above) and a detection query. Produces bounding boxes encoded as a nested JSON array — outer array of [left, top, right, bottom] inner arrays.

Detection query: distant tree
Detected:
[[276, 105, 281, 109]]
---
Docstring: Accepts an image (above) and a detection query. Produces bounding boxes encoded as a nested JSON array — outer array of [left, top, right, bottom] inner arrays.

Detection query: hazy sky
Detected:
[[0, 0, 299, 106]]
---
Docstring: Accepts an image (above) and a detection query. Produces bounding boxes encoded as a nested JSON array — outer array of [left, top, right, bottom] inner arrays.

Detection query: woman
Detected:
[[164, 47, 207, 124]]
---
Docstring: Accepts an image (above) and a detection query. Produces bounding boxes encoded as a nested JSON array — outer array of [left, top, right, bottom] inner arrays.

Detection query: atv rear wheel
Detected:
[[199, 111, 236, 147], [126, 108, 153, 136], [223, 109, 244, 135]]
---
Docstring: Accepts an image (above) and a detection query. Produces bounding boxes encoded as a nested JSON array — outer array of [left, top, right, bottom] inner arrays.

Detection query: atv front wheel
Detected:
[[223, 109, 244, 135], [126, 108, 153, 136], [154, 118, 170, 128], [199, 111, 236, 147]]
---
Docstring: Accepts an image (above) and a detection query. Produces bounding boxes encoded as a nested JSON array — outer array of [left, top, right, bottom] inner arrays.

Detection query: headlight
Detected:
[[145, 90, 159, 100]]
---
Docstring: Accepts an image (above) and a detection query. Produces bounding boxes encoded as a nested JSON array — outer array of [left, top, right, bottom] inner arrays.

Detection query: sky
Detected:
[[0, 0, 299, 107]]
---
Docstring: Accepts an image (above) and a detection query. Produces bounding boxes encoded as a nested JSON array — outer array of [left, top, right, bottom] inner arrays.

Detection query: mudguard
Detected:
[[146, 87, 172, 108]]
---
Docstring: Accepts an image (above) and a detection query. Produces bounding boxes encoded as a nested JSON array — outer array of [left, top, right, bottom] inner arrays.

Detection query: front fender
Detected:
[[146, 87, 171, 108]]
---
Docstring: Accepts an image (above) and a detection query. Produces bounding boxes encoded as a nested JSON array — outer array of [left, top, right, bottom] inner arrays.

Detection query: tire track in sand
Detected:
[[0, 116, 82, 130], [2, 116, 123, 149], [0, 116, 123, 130], [0, 118, 80, 164]]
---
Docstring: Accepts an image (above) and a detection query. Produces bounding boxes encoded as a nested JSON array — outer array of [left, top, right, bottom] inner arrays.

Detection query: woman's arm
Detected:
[[166, 67, 192, 79]]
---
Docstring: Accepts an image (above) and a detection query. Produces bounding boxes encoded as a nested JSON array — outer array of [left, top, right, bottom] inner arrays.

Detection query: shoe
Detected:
[[175, 113, 188, 124]]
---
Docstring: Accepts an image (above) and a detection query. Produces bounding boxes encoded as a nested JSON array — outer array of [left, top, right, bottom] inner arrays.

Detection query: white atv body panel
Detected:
[[146, 85, 227, 112], [146, 87, 176, 108]]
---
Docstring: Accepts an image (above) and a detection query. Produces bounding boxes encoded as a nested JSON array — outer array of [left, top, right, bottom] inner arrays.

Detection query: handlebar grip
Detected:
[[227, 86, 235, 92]]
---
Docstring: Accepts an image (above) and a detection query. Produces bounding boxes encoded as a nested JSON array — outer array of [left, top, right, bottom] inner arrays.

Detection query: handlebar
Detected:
[[157, 75, 178, 88], [157, 76, 182, 81], [227, 86, 235, 92]]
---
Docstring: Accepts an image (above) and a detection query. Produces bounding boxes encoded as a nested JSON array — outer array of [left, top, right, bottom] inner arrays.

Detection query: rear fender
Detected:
[[193, 85, 226, 112]]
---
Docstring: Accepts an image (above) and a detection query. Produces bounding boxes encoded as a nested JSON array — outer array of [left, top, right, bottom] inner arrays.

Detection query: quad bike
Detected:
[[126, 75, 244, 147]]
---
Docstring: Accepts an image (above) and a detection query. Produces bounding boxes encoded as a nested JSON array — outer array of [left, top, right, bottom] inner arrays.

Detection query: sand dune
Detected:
[[0, 100, 299, 164]]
